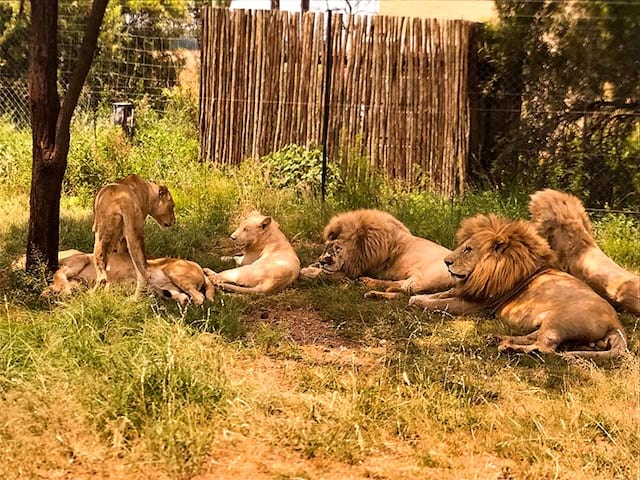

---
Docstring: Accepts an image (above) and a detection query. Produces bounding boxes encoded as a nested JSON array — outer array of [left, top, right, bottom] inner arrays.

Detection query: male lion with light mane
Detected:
[[32, 250, 215, 305], [529, 189, 640, 315], [204, 211, 300, 294], [299, 209, 454, 299], [93, 174, 175, 299], [410, 214, 628, 359]]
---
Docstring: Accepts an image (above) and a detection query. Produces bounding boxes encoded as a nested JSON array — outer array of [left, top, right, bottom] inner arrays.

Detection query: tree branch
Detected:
[[56, 0, 109, 148]]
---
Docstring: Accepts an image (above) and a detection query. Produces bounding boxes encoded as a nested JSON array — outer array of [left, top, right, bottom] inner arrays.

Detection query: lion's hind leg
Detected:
[[165, 272, 206, 306], [121, 213, 148, 299], [497, 330, 560, 355], [44, 254, 93, 298], [93, 216, 123, 291], [158, 285, 190, 306]]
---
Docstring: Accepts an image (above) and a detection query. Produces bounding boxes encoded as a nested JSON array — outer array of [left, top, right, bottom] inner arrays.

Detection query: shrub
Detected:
[[261, 144, 342, 197]]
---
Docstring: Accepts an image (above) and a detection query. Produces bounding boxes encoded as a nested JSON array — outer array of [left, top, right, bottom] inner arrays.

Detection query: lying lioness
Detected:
[[37, 250, 215, 305], [93, 174, 176, 299], [205, 212, 300, 294]]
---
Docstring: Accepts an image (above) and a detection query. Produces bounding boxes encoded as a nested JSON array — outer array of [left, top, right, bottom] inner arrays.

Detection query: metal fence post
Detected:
[[321, 10, 333, 203]]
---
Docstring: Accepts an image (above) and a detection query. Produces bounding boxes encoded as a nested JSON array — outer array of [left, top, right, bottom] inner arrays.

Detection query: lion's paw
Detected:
[[359, 277, 377, 288], [299, 266, 322, 279], [485, 334, 503, 346]]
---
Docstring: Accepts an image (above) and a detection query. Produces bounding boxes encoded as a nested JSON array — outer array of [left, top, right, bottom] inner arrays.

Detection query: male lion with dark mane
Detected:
[[529, 189, 640, 315], [205, 212, 300, 294], [410, 214, 628, 359], [299, 209, 454, 299], [93, 174, 176, 299]]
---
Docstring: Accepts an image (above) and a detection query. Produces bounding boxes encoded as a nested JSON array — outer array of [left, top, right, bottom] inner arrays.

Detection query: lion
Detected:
[[93, 174, 176, 299], [409, 214, 628, 360], [204, 211, 300, 294], [529, 189, 640, 315], [35, 249, 215, 306], [299, 209, 454, 299]]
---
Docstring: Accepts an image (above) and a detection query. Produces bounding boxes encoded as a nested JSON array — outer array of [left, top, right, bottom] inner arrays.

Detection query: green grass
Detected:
[[0, 112, 639, 479]]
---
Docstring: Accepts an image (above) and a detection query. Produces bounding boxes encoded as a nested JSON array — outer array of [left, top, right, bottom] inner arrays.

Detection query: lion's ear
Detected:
[[159, 186, 168, 198], [325, 227, 340, 241], [493, 237, 508, 253], [261, 216, 272, 228]]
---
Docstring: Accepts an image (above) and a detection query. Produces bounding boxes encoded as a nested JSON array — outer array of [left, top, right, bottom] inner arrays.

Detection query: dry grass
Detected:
[[1, 185, 638, 480], [1, 109, 639, 479]]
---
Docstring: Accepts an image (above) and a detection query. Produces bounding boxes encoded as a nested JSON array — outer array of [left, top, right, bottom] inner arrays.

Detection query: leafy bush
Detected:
[[261, 144, 342, 197]]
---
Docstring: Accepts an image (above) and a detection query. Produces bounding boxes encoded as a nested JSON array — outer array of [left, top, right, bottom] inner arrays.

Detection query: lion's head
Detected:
[[446, 214, 556, 300], [230, 211, 277, 251], [316, 240, 347, 274], [528, 189, 595, 267], [319, 209, 411, 278], [149, 183, 176, 229]]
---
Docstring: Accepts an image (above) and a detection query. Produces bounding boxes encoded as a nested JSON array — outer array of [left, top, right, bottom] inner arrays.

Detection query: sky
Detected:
[[230, 0, 379, 15]]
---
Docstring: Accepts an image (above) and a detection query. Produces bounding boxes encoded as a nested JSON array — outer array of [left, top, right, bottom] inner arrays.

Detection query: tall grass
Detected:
[[1, 105, 639, 478]]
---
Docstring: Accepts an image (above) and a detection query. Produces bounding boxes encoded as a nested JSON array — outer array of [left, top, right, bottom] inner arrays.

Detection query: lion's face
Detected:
[[150, 185, 176, 228], [447, 214, 556, 300], [317, 240, 347, 273], [230, 212, 273, 250], [444, 242, 481, 282]]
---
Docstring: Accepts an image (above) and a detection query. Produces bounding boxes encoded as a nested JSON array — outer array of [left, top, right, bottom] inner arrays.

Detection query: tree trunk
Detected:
[[301, 0, 309, 12], [27, 0, 62, 271], [271, 0, 280, 10], [26, 0, 109, 273]]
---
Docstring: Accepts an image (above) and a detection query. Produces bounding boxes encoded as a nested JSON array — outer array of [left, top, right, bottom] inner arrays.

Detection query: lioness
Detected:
[[205, 212, 300, 294], [299, 209, 453, 299], [529, 189, 640, 315], [39, 250, 214, 305], [410, 214, 628, 360], [93, 174, 175, 299]]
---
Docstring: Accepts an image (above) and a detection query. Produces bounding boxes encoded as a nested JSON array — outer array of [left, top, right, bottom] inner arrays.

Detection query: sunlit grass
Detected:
[[1, 113, 639, 479]]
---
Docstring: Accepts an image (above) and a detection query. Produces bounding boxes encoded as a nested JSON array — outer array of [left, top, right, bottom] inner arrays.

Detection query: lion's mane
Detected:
[[455, 214, 557, 301], [528, 189, 595, 270], [322, 209, 412, 279]]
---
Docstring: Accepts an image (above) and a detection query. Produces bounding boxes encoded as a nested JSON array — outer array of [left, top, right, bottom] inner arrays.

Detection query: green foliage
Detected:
[[480, 1, 640, 209], [593, 213, 640, 268], [0, 0, 190, 120], [261, 144, 342, 197], [0, 119, 31, 193]]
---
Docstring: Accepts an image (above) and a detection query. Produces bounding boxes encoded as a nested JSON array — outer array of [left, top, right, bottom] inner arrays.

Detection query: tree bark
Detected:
[[27, 0, 109, 273]]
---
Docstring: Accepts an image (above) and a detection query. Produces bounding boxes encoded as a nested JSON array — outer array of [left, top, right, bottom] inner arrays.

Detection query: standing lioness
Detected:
[[205, 211, 300, 294], [93, 174, 175, 298]]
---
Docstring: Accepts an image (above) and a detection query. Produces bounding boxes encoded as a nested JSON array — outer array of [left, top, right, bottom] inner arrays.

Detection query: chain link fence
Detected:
[[470, 1, 640, 212], [1, 1, 638, 213]]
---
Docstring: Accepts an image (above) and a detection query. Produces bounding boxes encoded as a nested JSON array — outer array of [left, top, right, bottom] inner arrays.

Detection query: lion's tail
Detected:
[[528, 189, 595, 240], [563, 329, 628, 361]]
